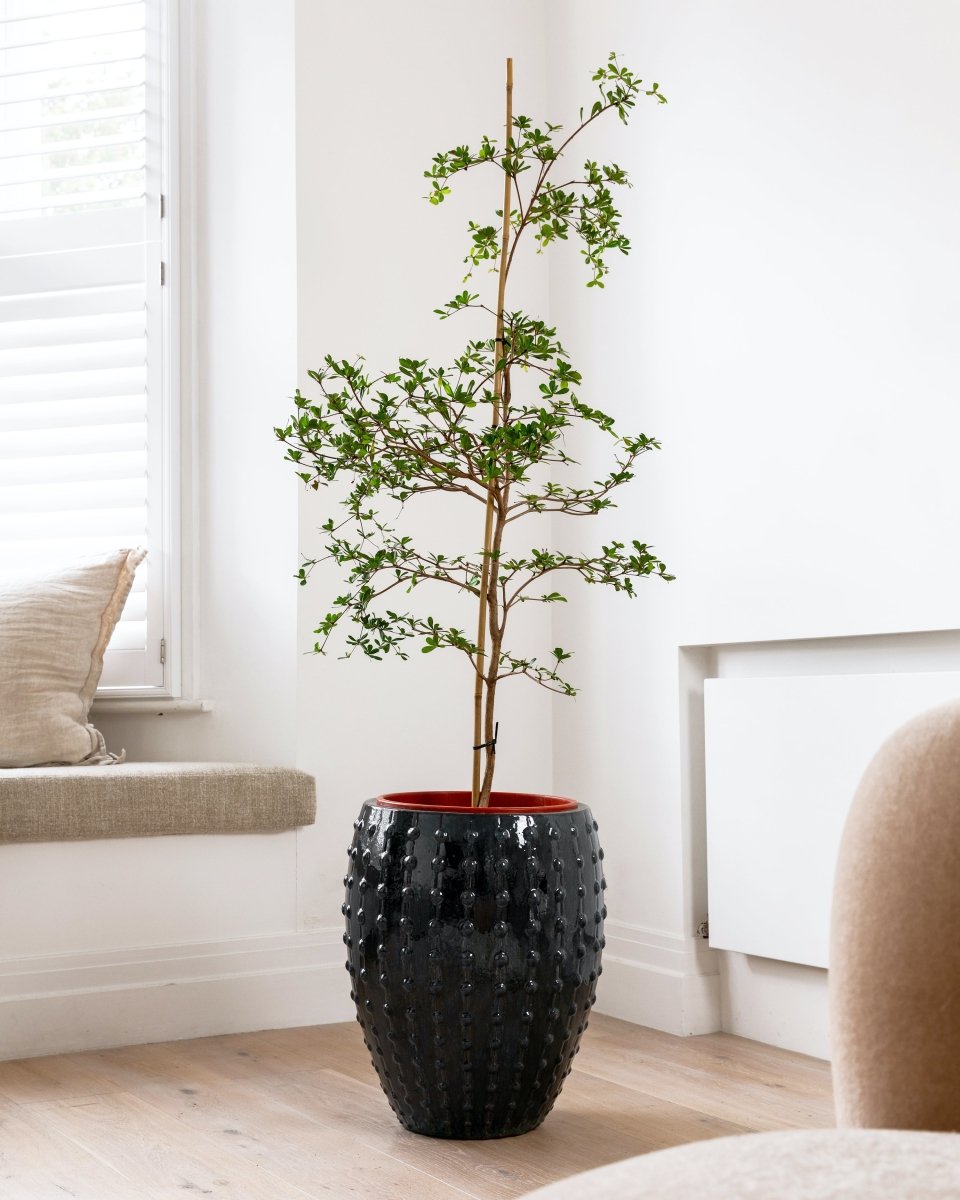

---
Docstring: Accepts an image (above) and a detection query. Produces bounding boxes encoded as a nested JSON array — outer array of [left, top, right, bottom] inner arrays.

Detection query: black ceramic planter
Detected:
[[343, 791, 606, 1139]]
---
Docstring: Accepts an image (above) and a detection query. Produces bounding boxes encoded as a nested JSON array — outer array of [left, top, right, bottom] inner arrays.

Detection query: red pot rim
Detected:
[[375, 790, 578, 814]]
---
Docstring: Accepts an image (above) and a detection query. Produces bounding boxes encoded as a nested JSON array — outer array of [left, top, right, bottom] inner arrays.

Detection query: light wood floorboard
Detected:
[[0, 1015, 833, 1199]]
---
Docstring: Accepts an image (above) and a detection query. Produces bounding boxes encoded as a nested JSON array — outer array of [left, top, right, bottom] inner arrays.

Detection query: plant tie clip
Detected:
[[473, 721, 499, 755]]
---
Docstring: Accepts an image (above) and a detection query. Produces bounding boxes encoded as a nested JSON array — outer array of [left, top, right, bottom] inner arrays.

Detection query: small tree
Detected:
[[277, 54, 673, 807]]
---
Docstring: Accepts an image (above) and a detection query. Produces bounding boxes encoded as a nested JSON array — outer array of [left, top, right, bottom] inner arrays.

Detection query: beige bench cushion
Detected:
[[0, 762, 316, 843], [521, 1130, 960, 1200]]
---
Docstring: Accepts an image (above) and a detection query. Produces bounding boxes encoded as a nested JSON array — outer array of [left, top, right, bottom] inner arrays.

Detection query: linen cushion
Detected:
[[0, 548, 145, 768], [0, 762, 317, 842]]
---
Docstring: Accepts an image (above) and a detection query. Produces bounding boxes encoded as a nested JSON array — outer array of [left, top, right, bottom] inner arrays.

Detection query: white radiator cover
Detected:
[[705, 671, 960, 968]]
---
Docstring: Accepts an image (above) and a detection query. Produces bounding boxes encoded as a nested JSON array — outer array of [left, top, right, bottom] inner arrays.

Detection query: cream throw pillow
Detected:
[[0, 549, 146, 768]]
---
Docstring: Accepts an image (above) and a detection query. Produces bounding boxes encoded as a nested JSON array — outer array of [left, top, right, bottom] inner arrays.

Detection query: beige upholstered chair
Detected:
[[831, 698, 960, 1132], [522, 699, 960, 1199]]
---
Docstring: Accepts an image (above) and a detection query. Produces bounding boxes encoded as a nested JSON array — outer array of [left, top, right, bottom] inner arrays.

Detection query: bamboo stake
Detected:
[[471, 56, 513, 807]]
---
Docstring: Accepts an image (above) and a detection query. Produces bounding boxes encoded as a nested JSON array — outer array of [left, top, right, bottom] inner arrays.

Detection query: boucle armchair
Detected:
[[522, 698, 960, 1199], [830, 698, 960, 1132]]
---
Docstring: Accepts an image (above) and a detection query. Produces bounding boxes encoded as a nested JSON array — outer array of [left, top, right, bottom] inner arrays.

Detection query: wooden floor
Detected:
[[0, 1015, 833, 1199]]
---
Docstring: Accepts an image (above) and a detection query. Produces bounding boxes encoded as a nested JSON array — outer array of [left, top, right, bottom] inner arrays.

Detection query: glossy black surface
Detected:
[[343, 800, 606, 1139]]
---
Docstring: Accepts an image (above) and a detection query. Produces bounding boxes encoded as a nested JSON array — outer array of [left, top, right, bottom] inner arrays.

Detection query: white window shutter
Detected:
[[0, 0, 171, 692]]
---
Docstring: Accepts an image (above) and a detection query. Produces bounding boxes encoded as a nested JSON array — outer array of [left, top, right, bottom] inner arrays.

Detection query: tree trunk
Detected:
[[472, 56, 513, 806], [478, 451, 511, 806]]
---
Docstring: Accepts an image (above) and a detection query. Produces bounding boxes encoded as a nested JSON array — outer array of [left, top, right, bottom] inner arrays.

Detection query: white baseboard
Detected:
[[0, 929, 353, 1061], [596, 920, 722, 1035], [0, 921, 721, 1061]]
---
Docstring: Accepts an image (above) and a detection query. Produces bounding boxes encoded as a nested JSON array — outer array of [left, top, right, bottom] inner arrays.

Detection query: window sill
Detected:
[[90, 698, 214, 716]]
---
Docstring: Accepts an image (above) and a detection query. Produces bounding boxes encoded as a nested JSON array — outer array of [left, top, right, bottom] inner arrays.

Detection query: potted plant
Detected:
[[277, 54, 671, 1140]]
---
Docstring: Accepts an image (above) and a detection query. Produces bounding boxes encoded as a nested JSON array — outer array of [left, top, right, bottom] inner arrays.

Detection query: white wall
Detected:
[[11, 1, 960, 1060], [547, 0, 960, 1050]]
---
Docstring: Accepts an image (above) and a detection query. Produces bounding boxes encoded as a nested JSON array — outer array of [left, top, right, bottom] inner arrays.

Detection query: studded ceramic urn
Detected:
[[342, 791, 605, 1139]]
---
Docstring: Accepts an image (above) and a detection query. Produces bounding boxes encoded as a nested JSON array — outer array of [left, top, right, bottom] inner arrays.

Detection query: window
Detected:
[[0, 0, 177, 694]]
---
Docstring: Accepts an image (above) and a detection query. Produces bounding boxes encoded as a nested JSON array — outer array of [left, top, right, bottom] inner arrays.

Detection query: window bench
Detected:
[[0, 762, 329, 1061], [0, 762, 316, 844]]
